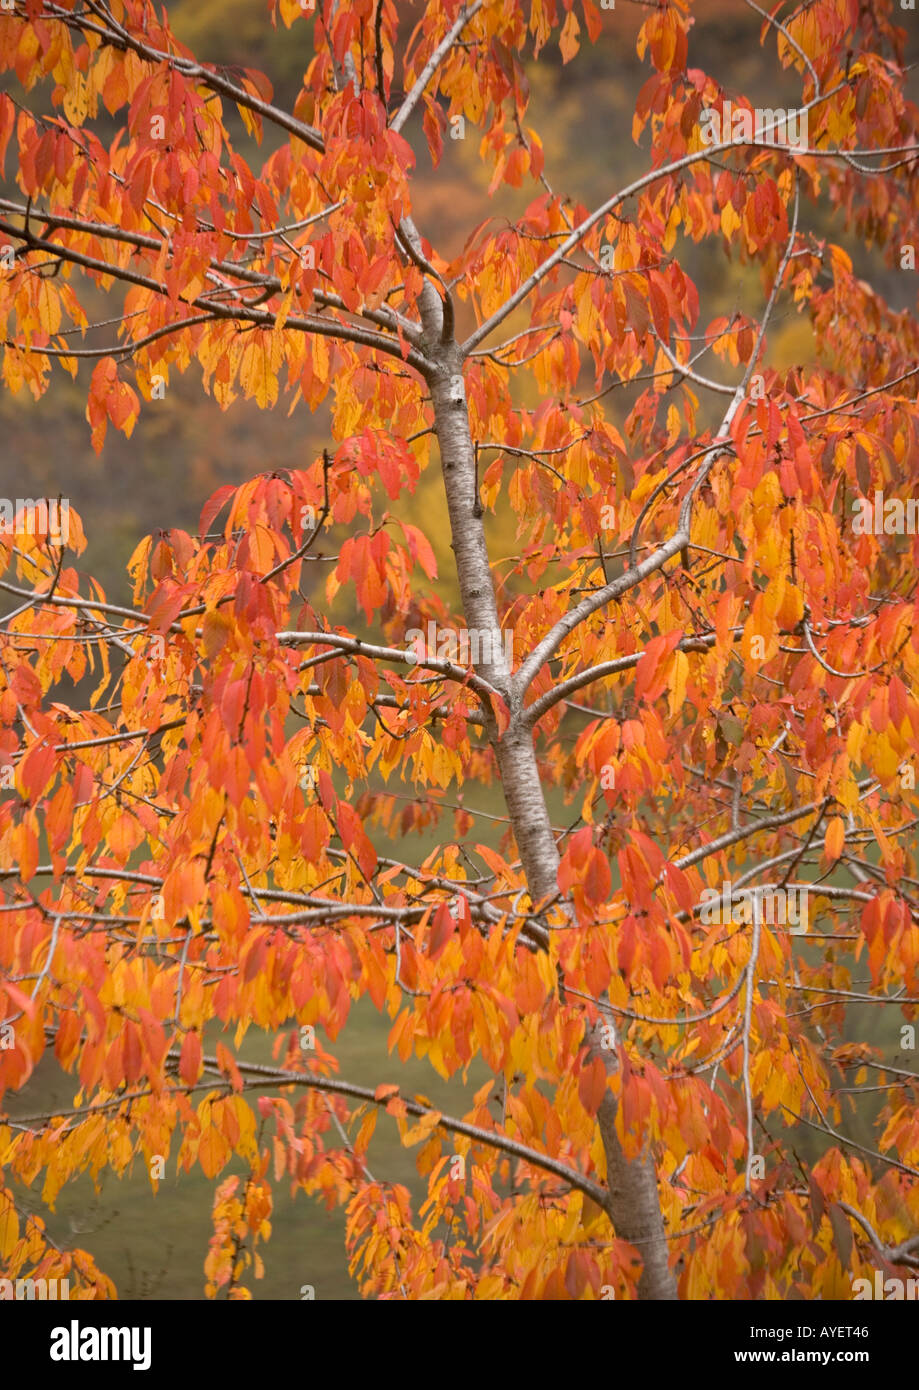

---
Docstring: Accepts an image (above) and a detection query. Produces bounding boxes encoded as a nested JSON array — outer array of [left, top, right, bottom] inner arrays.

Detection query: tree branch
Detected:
[[45, 0, 325, 151], [512, 530, 689, 699], [390, 0, 484, 135], [460, 85, 846, 355]]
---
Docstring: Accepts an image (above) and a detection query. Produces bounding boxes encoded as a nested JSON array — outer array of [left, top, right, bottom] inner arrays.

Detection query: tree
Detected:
[[0, 0, 918, 1302]]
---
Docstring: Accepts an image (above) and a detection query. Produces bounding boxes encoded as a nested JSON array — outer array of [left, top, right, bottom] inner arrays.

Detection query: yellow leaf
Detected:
[[846, 721, 866, 764], [241, 335, 279, 410], [274, 289, 295, 333], [202, 608, 234, 659], [354, 1108, 378, 1153], [236, 103, 262, 142], [867, 811, 895, 865], [559, 10, 580, 63], [198, 1122, 230, 1178], [36, 280, 61, 336], [0, 1196, 19, 1259], [62, 69, 90, 125], [401, 1110, 442, 1147], [828, 243, 853, 277], [667, 649, 689, 720]]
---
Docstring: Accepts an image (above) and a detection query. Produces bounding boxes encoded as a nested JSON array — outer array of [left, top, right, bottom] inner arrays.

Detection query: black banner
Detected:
[[3, 1296, 913, 1379]]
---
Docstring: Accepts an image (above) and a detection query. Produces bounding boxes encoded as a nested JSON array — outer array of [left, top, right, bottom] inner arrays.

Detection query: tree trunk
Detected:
[[426, 345, 678, 1300]]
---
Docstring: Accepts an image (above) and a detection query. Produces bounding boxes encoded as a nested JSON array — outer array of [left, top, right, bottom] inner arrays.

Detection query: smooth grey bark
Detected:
[[425, 336, 678, 1300]]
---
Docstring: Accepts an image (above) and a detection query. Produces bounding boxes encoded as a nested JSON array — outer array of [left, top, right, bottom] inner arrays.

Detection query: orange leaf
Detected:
[[180, 1030, 203, 1086], [824, 816, 845, 863], [578, 1055, 608, 1114]]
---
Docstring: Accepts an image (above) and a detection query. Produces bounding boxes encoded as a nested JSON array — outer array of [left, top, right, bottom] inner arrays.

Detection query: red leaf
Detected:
[[337, 801, 378, 879], [429, 903, 455, 960], [635, 631, 682, 702], [199, 484, 236, 538], [2, 980, 37, 1019], [583, 848, 611, 904]]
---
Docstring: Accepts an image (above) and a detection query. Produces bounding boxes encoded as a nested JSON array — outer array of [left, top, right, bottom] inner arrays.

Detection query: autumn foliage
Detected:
[[1, 0, 919, 1301]]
